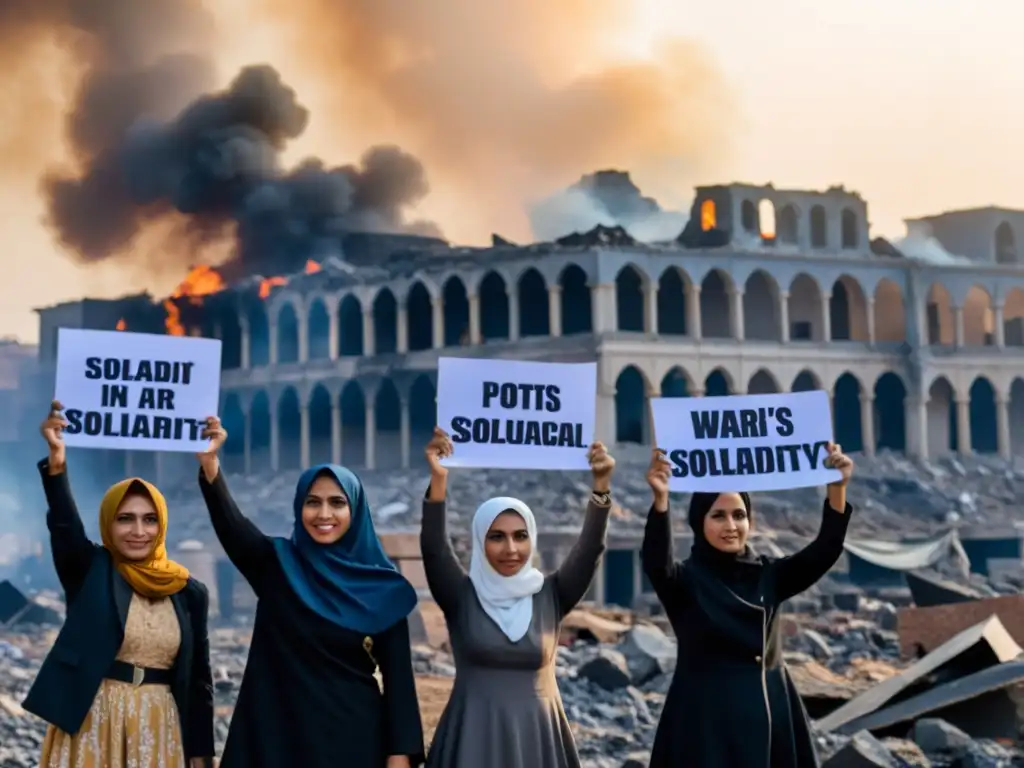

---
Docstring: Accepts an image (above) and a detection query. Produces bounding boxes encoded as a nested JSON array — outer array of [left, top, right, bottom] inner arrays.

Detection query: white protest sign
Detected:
[[650, 390, 842, 493], [436, 357, 597, 470], [54, 329, 223, 453]]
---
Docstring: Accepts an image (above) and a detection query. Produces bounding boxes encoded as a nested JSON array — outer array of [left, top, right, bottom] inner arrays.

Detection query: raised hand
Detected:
[[646, 447, 672, 499], [198, 416, 228, 457], [587, 442, 615, 492], [824, 441, 853, 487], [40, 400, 68, 470], [425, 426, 453, 477]]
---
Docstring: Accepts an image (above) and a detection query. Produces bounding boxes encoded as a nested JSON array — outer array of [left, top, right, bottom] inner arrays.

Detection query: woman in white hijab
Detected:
[[420, 427, 614, 768]]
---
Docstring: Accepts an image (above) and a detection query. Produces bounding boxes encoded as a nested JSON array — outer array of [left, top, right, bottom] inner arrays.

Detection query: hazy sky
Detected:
[[2, 0, 1021, 343]]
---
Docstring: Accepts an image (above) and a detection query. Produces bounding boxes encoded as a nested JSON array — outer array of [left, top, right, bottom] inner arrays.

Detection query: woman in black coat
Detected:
[[24, 401, 215, 768], [641, 441, 854, 768]]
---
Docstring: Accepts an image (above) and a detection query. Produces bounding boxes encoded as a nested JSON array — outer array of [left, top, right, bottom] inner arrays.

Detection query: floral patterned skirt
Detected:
[[39, 679, 186, 768]]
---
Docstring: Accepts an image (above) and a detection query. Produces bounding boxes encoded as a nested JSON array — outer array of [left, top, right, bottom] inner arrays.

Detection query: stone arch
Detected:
[[518, 267, 550, 337], [830, 275, 868, 341], [963, 285, 994, 346], [221, 392, 246, 460], [873, 279, 906, 343], [250, 390, 271, 470], [1011, 378, 1024, 455], [615, 365, 650, 444], [758, 199, 776, 240], [787, 273, 824, 341], [660, 367, 692, 397], [657, 267, 688, 336], [791, 370, 821, 392], [340, 380, 366, 467], [701, 199, 717, 231], [841, 209, 858, 249], [375, 379, 402, 469], [925, 283, 954, 345], [220, 311, 243, 369], [809, 205, 827, 248], [406, 281, 433, 352], [740, 200, 757, 232], [479, 271, 510, 341], [995, 222, 1017, 264], [373, 288, 398, 355], [700, 269, 732, 338], [616, 264, 646, 332], [926, 377, 957, 455], [969, 377, 998, 454], [559, 264, 592, 335], [307, 298, 330, 360], [874, 372, 906, 452], [246, 301, 270, 367], [409, 375, 437, 452], [309, 384, 332, 461], [743, 270, 781, 341], [277, 387, 301, 470], [747, 369, 780, 394], [777, 204, 798, 244], [276, 304, 300, 364], [1005, 287, 1024, 347], [338, 295, 363, 356], [704, 368, 732, 397], [442, 277, 470, 347], [833, 373, 863, 452]]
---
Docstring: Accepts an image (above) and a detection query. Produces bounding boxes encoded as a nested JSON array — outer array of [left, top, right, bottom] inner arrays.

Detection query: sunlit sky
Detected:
[[3, 0, 1021, 343]]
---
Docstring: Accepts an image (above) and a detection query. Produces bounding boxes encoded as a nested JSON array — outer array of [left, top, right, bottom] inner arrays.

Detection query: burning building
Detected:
[[24, 182, 1024, 488]]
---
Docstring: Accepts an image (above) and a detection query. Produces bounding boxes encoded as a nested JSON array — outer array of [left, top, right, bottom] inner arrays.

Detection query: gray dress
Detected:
[[421, 498, 611, 768]]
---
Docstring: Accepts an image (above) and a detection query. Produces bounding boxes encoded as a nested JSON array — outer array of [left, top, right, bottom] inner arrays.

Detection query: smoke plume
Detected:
[[254, 0, 738, 242], [2, 0, 439, 278]]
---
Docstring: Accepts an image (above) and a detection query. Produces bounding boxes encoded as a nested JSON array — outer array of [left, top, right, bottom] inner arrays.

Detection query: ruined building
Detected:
[[23, 183, 1024, 485]]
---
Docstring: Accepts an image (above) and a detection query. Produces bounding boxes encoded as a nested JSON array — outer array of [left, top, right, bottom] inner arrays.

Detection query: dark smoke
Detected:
[[4, 0, 439, 278]]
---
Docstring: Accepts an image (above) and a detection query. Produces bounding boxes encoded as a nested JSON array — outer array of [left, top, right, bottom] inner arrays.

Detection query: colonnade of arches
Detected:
[[613, 366, 1024, 460], [208, 264, 1024, 372]]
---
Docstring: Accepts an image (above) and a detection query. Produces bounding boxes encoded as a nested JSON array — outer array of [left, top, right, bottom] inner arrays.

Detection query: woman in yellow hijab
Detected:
[[22, 401, 217, 768]]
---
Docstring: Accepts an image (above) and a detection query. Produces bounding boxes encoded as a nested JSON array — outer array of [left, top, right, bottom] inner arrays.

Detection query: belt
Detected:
[[106, 659, 174, 687]]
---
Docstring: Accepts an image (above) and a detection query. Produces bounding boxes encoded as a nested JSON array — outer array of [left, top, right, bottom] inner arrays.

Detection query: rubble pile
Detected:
[[153, 447, 1024, 545]]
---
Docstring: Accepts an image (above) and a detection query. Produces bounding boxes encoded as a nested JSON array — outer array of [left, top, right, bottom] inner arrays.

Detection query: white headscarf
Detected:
[[468, 496, 545, 643]]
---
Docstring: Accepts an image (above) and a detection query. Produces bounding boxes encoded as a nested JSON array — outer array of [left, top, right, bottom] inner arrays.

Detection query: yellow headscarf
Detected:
[[99, 477, 190, 598]]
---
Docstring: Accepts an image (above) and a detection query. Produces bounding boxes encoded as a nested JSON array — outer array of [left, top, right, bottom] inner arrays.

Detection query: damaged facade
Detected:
[[21, 182, 1024, 487]]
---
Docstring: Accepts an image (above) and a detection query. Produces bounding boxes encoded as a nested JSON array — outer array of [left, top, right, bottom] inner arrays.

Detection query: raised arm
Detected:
[[420, 428, 468, 616], [552, 497, 611, 615], [196, 417, 275, 593], [377, 618, 426, 767], [773, 443, 854, 602], [185, 580, 215, 764], [640, 449, 689, 614], [38, 402, 96, 598]]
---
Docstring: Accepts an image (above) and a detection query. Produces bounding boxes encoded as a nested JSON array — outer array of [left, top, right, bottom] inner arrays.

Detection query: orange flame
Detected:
[[163, 265, 225, 336], [115, 318, 126, 331], [258, 276, 288, 300], [304, 259, 321, 274]]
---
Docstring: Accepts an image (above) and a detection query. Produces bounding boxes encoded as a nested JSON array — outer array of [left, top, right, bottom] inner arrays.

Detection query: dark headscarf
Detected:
[[272, 464, 418, 635], [686, 492, 763, 596]]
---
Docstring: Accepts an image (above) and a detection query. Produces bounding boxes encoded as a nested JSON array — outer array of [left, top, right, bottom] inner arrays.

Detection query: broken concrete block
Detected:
[[823, 730, 900, 767], [912, 717, 972, 754]]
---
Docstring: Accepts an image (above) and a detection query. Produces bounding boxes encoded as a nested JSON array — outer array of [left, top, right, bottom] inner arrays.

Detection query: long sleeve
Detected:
[[197, 468, 276, 594], [419, 498, 468, 617], [185, 581, 215, 760], [641, 504, 689, 615], [553, 500, 611, 616], [38, 458, 97, 599], [773, 498, 853, 602], [378, 618, 426, 766]]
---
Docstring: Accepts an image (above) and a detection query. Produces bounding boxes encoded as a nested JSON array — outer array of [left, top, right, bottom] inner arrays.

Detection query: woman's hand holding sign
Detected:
[[197, 416, 227, 483], [425, 427, 454, 502], [823, 441, 853, 513], [646, 448, 672, 513], [41, 400, 69, 474]]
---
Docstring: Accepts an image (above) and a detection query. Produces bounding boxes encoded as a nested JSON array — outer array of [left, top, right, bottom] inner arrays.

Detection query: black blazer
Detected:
[[22, 459, 215, 760]]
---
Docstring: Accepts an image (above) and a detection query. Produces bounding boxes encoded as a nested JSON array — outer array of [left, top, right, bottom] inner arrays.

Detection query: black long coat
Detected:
[[21, 459, 215, 760], [641, 499, 852, 768]]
